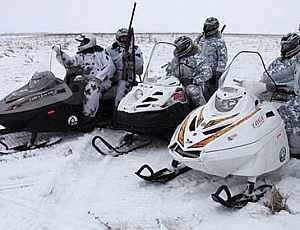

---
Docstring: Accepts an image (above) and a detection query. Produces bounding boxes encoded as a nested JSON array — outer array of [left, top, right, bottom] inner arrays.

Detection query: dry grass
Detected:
[[263, 186, 292, 215]]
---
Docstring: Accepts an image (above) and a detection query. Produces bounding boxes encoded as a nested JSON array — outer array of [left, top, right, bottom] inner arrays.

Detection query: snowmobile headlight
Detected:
[[215, 96, 242, 112], [135, 89, 143, 100]]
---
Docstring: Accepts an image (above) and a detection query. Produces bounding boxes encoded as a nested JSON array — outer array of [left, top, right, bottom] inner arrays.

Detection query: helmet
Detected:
[[203, 17, 219, 36], [75, 33, 97, 52], [280, 33, 300, 59], [116, 28, 129, 46], [174, 36, 194, 58]]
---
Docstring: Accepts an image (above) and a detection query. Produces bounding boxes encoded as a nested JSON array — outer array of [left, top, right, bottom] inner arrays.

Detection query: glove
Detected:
[[242, 80, 267, 96], [260, 72, 271, 83], [52, 45, 61, 55], [180, 78, 193, 87], [92, 77, 102, 85], [213, 71, 223, 79], [123, 51, 133, 62]]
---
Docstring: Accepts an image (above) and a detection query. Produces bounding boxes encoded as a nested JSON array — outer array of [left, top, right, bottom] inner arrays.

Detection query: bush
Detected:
[[263, 186, 291, 214]]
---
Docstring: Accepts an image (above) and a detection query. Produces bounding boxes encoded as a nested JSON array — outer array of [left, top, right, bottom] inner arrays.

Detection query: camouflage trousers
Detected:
[[114, 79, 132, 107], [82, 80, 112, 117], [185, 84, 206, 107], [277, 96, 300, 153]]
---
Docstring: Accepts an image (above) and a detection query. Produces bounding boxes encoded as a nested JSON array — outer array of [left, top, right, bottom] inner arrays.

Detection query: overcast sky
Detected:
[[1, 0, 299, 35]]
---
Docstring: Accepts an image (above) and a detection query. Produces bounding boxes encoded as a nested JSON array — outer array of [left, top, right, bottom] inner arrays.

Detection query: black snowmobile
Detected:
[[0, 52, 116, 153]]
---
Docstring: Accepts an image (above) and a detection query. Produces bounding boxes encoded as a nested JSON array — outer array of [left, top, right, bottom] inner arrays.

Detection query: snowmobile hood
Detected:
[[118, 42, 188, 113], [0, 70, 73, 114], [172, 86, 263, 151], [118, 75, 187, 113]]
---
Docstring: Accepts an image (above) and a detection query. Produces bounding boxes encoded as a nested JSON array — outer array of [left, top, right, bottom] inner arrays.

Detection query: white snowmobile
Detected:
[[136, 51, 291, 208], [92, 42, 191, 155]]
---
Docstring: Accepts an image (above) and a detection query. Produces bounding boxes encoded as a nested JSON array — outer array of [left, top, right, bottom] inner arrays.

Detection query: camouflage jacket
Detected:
[[166, 53, 212, 86], [56, 47, 115, 82], [265, 53, 300, 90], [194, 33, 228, 73], [106, 42, 144, 82]]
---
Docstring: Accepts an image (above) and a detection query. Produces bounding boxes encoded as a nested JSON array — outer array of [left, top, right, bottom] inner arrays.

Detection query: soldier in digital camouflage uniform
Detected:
[[166, 36, 213, 107], [262, 33, 300, 155], [52, 33, 115, 117], [106, 28, 144, 107], [195, 17, 228, 98]]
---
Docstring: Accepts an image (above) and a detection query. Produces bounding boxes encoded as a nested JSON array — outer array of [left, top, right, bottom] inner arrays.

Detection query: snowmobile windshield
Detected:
[[215, 92, 242, 112], [3, 51, 66, 103], [143, 42, 179, 86], [35, 51, 66, 81], [28, 71, 63, 90], [219, 51, 270, 90]]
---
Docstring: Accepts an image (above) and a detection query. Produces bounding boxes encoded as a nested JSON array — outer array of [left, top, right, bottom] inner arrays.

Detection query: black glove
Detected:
[[213, 71, 223, 79], [180, 78, 193, 87]]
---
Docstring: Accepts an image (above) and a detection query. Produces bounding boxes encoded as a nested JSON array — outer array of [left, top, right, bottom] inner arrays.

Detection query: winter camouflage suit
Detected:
[[106, 40, 144, 107], [263, 52, 300, 154], [195, 32, 228, 96], [55, 46, 115, 117], [166, 46, 213, 106]]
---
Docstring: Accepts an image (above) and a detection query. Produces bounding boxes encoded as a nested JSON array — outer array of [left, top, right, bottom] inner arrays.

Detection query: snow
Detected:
[[1, 33, 300, 229]]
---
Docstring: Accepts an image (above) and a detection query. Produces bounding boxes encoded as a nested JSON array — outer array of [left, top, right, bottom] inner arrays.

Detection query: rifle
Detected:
[[122, 2, 137, 83], [220, 25, 226, 33]]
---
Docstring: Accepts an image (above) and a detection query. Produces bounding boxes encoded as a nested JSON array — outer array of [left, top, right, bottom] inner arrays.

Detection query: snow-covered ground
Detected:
[[1, 33, 300, 230]]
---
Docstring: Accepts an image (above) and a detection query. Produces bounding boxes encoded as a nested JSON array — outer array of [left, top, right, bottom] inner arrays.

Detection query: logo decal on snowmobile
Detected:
[[6, 90, 55, 111], [68, 116, 78, 126], [279, 147, 287, 162], [276, 132, 282, 140], [228, 133, 238, 141], [251, 116, 264, 129], [29, 90, 54, 102]]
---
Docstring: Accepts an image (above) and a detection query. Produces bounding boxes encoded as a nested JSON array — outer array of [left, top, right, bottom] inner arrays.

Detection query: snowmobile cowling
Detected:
[[168, 51, 290, 178]]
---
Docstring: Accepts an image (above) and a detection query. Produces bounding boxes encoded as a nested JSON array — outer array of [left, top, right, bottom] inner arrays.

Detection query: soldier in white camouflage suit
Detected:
[[195, 17, 228, 98], [263, 33, 300, 155], [52, 33, 115, 117], [166, 36, 213, 107], [106, 28, 144, 107]]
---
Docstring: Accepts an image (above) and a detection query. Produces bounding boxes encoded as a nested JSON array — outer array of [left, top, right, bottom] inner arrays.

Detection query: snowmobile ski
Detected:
[[0, 136, 62, 155], [135, 164, 191, 183], [211, 184, 272, 209], [92, 134, 152, 156]]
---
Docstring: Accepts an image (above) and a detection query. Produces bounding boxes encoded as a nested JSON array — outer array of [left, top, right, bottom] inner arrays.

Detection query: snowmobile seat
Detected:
[[101, 84, 117, 101]]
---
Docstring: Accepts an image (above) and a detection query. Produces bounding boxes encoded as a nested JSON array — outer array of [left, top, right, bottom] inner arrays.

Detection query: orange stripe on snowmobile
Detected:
[[178, 114, 190, 146], [203, 113, 239, 129], [190, 108, 261, 148], [197, 108, 204, 126]]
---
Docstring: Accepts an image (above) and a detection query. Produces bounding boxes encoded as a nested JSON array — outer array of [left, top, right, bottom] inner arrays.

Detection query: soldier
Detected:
[[268, 33, 300, 155], [195, 17, 228, 97], [106, 28, 144, 107], [52, 33, 115, 117], [245, 33, 300, 155], [166, 36, 212, 107]]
